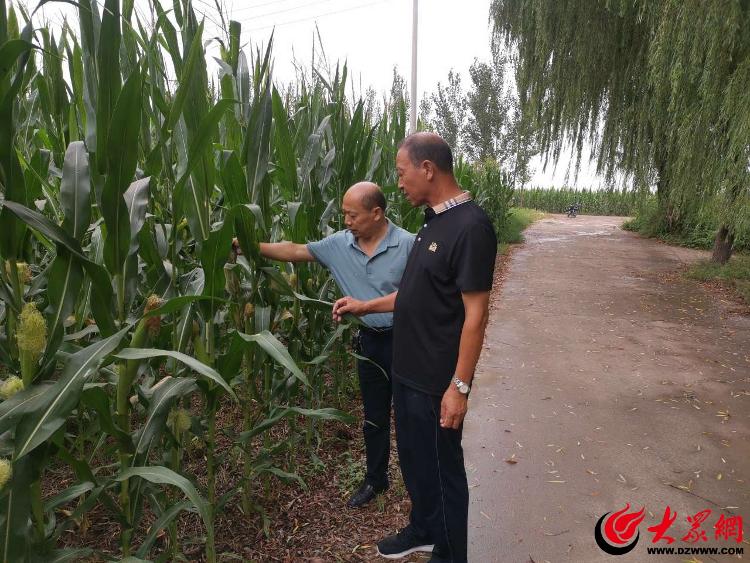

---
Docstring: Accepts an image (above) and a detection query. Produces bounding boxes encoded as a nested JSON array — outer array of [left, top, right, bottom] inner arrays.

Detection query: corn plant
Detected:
[[0, 0, 436, 560]]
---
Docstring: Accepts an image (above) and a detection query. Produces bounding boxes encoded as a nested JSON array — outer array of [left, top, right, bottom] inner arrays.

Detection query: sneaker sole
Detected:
[[376, 544, 435, 559]]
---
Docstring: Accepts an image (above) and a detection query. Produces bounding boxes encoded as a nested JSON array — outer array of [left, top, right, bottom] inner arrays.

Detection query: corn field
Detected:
[[0, 1, 430, 560], [515, 186, 650, 216]]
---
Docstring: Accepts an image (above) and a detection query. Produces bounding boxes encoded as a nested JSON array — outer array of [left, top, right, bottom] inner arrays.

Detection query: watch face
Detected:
[[460, 383, 469, 394]]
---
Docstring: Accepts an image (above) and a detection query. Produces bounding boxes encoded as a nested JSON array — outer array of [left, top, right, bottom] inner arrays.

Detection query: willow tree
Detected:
[[491, 0, 750, 263]]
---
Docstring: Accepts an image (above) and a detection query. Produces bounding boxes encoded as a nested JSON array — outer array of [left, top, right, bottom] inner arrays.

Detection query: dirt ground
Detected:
[[464, 215, 750, 562]]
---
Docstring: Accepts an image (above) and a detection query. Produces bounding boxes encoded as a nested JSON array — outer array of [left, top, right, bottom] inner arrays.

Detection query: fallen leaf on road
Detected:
[[676, 479, 694, 491], [542, 529, 570, 536]]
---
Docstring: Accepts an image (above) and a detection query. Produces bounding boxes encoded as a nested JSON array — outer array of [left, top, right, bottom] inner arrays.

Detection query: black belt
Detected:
[[359, 325, 393, 336]]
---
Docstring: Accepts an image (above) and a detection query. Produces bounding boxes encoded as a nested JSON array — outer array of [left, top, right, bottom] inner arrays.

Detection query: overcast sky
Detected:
[[24, 0, 604, 187]]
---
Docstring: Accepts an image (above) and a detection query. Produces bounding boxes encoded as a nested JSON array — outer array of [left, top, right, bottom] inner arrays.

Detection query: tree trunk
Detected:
[[711, 224, 734, 265], [654, 154, 678, 232]]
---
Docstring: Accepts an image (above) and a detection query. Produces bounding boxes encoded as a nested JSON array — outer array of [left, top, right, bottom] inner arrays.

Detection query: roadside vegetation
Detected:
[[493, 0, 750, 265], [496, 208, 544, 251], [686, 255, 750, 307]]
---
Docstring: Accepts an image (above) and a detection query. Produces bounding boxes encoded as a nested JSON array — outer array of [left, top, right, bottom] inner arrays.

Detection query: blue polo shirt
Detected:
[[307, 220, 414, 328]]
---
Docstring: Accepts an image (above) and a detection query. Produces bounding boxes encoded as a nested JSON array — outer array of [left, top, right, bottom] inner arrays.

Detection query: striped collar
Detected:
[[430, 190, 473, 214]]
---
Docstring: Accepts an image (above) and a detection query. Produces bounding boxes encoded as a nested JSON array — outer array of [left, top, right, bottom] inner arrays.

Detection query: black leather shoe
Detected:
[[346, 481, 385, 508]]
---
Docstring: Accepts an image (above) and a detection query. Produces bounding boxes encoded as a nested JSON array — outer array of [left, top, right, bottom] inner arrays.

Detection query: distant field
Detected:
[[515, 186, 649, 216]]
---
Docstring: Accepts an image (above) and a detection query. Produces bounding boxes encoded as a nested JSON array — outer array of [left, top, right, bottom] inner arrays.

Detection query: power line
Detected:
[[224, 0, 301, 13], [241, 0, 393, 33], [226, 0, 340, 16]]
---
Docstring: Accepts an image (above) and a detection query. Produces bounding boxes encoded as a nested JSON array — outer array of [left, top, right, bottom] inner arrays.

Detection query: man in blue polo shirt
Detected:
[[252, 181, 414, 508]]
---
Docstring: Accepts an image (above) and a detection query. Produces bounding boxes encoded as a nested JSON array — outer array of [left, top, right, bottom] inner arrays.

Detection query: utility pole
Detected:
[[410, 0, 418, 134]]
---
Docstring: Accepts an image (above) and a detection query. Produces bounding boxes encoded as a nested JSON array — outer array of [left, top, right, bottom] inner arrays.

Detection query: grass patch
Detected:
[[336, 450, 366, 498], [686, 254, 750, 305], [498, 207, 545, 245], [623, 198, 750, 252]]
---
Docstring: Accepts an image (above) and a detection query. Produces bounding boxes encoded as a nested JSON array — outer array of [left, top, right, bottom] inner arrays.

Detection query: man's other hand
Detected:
[[440, 386, 468, 429], [332, 296, 368, 322]]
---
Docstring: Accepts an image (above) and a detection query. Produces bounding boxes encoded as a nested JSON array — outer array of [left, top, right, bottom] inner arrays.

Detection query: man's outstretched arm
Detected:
[[260, 242, 316, 262], [332, 292, 397, 322], [233, 238, 316, 263]]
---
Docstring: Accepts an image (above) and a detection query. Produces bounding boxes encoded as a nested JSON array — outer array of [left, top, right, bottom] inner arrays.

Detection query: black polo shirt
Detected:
[[392, 200, 497, 396]]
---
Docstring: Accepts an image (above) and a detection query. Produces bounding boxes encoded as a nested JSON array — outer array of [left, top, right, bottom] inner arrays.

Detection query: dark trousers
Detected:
[[355, 328, 393, 491], [393, 379, 469, 563]]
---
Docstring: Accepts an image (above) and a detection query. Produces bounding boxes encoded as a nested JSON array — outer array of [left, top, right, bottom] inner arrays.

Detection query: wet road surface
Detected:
[[465, 215, 750, 563]]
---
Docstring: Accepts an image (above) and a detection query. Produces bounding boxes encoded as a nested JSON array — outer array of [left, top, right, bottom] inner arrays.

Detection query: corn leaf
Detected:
[[0, 455, 33, 562], [43, 482, 95, 513], [94, 0, 121, 172], [123, 177, 150, 255], [144, 295, 228, 318], [14, 325, 131, 459], [0, 39, 32, 85], [0, 200, 116, 335], [115, 466, 210, 541], [134, 500, 191, 558], [80, 386, 134, 452], [59, 141, 91, 241], [161, 21, 204, 137], [198, 217, 233, 329], [245, 82, 273, 202], [218, 150, 246, 208], [0, 22, 33, 259], [46, 548, 95, 563], [230, 203, 261, 262], [102, 67, 143, 273], [236, 406, 354, 443], [132, 377, 197, 456], [115, 349, 236, 401], [174, 98, 234, 243], [0, 382, 53, 436], [232, 330, 309, 386], [45, 250, 85, 359], [271, 87, 298, 198]]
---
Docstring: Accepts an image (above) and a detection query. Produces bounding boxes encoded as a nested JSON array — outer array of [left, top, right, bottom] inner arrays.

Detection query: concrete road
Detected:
[[465, 215, 750, 563]]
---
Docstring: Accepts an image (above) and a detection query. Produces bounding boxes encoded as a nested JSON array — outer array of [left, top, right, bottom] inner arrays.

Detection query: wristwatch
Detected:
[[452, 376, 471, 395]]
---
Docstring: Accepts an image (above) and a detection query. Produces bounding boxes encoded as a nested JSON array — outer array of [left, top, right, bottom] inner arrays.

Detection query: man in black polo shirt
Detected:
[[334, 133, 497, 563]]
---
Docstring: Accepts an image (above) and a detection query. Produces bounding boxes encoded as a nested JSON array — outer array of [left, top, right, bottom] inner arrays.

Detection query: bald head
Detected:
[[341, 182, 388, 240], [398, 132, 453, 174], [344, 181, 386, 212]]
